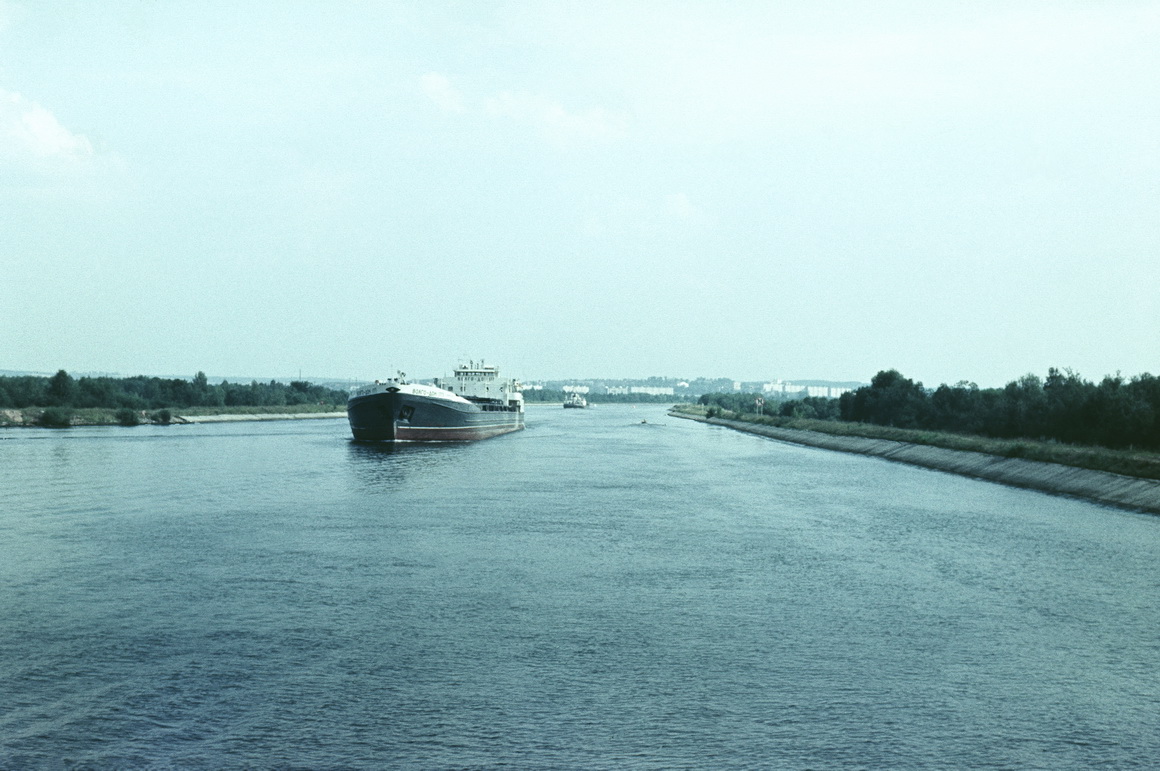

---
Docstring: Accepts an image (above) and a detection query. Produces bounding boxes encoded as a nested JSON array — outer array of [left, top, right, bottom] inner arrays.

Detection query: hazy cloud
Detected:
[[3, 3, 1155, 383], [531, 4, 1160, 142], [485, 91, 627, 145], [1, 88, 94, 162], [420, 70, 626, 145], [665, 192, 695, 220], [420, 72, 465, 113], [582, 191, 714, 241]]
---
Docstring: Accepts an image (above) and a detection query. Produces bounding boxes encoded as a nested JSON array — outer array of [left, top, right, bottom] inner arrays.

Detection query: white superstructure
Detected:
[[434, 361, 524, 408]]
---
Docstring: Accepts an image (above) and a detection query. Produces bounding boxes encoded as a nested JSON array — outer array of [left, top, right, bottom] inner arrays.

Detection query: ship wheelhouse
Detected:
[[432, 360, 524, 413]]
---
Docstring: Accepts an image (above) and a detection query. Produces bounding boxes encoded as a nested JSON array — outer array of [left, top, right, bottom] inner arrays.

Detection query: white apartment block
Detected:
[[630, 386, 675, 396], [763, 380, 852, 399], [604, 386, 674, 396]]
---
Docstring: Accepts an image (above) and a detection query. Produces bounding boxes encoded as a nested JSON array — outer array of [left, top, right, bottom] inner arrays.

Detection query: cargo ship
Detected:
[[347, 361, 524, 441]]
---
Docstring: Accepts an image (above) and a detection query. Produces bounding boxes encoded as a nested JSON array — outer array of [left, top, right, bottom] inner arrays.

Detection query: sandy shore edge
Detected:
[[671, 411, 1160, 515]]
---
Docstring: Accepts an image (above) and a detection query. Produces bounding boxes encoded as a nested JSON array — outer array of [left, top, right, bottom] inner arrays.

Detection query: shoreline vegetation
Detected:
[[670, 404, 1160, 481], [0, 370, 349, 428], [692, 367, 1160, 480], [669, 406, 1160, 515], [523, 390, 675, 404], [700, 368, 1160, 452], [0, 369, 679, 429], [0, 403, 347, 428]]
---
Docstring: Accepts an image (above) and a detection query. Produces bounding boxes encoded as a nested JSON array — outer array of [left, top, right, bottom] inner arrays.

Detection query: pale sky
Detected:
[[2, 1, 1157, 386]]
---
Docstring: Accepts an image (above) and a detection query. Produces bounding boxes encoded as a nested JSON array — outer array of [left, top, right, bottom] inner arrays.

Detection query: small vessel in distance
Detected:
[[563, 392, 588, 409], [347, 361, 524, 441]]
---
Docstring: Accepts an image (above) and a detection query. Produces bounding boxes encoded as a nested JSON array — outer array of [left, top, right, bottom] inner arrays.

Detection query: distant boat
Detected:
[[347, 361, 524, 441], [563, 392, 588, 409]]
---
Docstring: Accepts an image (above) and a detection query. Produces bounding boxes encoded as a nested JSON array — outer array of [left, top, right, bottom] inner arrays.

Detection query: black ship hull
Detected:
[[347, 390, 523, 441]]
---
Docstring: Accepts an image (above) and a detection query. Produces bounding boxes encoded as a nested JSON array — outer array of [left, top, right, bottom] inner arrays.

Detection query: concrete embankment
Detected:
[[671, 411, 1160, 515], [176, 412, 347, 423]]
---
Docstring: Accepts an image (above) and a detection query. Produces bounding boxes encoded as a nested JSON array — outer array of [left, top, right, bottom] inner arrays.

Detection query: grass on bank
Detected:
[[175, 404, 343, 416], [670, 404, 1160, 482], [1, 403, 344, 428]]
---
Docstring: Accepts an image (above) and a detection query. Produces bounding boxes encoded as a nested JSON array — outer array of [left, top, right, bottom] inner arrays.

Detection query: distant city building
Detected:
[[528, 376, 855, 399], [603, 385, 675, 396], [763, 380, 853, 399], [762, 380, 798, 395]]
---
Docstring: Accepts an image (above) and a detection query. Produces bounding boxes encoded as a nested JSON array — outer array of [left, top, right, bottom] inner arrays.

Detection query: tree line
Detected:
[[699, 368, 1160, 451], [524, 389, 676, 404], [0, 370, 349, 411]]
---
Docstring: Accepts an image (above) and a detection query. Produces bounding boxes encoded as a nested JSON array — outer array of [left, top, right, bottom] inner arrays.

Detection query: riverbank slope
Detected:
[[671, 411, 1160, 515], [175, 411, 346, 423], [0, 406, 346, 428]]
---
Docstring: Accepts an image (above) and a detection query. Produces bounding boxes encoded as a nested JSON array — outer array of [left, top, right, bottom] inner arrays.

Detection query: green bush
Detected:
[[151, 409, 172, 424], [36, 408, 73, 428], [115, 408, 140, 426]]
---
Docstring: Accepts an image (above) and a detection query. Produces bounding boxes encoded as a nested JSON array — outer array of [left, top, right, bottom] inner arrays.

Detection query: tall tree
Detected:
[[47, 370, 75, 407]]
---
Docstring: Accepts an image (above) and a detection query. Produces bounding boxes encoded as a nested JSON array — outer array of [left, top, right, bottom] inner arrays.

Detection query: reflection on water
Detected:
[[346, 439, 472, 488]]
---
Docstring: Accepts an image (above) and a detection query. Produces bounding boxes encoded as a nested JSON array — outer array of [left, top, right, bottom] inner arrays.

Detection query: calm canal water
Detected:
[[2, 404, 1159, 769]]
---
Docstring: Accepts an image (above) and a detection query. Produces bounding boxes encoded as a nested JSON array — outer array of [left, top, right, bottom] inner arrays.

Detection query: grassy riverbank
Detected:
[[0, 403, 344, 428], [671, 404, 1160, 481], [175, 404, 342, 417]]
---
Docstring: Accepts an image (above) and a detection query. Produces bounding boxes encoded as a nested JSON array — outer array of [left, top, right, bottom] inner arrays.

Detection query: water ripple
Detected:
[[2, 411, 1159, 768]]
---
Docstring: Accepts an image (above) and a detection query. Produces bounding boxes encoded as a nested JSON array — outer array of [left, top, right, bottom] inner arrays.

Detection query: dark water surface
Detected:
[[3, 405, 1159, 769]]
